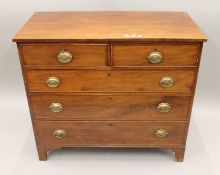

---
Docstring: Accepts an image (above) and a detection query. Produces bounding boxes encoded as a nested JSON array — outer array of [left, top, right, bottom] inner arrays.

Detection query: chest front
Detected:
[[13, 11, 207, 161]]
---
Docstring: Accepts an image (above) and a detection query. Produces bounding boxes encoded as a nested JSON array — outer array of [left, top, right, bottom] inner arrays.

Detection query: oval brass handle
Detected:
[[49, 103, 63, 112], [57, 50, 73, 64], [46, 77, 61, 88], [155, 129, 168, 138], [157, 103, 172, 113], [160, 76, 174, 88], [147, 51, 163, 64], [53, 129, 66, 139]]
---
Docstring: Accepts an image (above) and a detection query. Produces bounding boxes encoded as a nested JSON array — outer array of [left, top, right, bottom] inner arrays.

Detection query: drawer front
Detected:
[[21, 44, 107, 66], [35, 120, 187, 146], [26, 69, 195, 93], [30, 95, 191, 120], [112, 44, 199, 67]]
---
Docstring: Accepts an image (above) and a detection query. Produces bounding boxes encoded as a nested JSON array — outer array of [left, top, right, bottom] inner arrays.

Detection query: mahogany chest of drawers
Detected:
[[13, 12, 207, 161]]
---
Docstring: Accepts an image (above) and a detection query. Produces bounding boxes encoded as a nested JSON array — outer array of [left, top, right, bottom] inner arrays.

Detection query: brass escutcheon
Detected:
[[155, 129, 168, 138], [46, 77, 61, 88], [53, 129, 66, 139], [57, 49, 73, 64], [49, 103, 63, 112], [147, 51, 163, 64], [157, 103, 172, 113], [160, 76, 174, 88]]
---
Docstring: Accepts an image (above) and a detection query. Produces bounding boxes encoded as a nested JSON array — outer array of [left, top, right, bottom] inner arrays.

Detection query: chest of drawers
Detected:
[[13, 12, 207, 161]]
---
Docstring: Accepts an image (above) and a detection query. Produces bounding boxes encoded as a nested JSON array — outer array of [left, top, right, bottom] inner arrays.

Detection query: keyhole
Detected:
[[109, 123, 112, 127], [109, 97, 112, 103], [108, 72, 111, 78]]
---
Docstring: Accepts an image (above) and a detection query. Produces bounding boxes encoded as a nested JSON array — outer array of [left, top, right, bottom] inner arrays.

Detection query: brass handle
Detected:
[[46, 77, 61, 88], [160, 76, 174, 88], [155, 129, 168, 138], [49, 103, 63, 112], [57, 50, 73, 64], [157, 103, 172, 113], [147, 51, 163, 64], [53, 129, 66, 139]]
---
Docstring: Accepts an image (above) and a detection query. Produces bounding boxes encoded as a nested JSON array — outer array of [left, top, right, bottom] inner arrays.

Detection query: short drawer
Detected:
[[20, 44, 107, 66], [26, 69, 195, 93], [35, 120, 187, 146], [30, 95, 191, 120], [112, 44, 200, 67]]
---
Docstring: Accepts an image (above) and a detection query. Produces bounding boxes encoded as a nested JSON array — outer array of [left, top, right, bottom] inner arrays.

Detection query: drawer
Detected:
[[112, 44, 200, 67], [26, 69, 195, 93], [35, 120, 187, 146], [20, 44, 107, 66], [30, 95, 191, 120]]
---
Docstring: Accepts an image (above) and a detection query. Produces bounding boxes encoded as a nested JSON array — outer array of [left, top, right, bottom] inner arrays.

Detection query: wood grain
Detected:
[[112, 43, 200, 67], [13, 12, 207, 42], [21, 44, 107, 66], [30, 94, 191, 121], [26, 69, 195, 93], [13, 11, 207, 161], [35, 120, 187, 146]]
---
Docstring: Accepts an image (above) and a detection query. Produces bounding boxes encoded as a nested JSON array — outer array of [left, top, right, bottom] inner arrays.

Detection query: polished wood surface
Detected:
[[13, 12, 207, 42], [30, 94, 191, 120], [35, 120, 187, 146], [13, 11, 207, 161], [26, 69, 195, 93], [112, 43, 200, 67], [21, 44, 108, 66]]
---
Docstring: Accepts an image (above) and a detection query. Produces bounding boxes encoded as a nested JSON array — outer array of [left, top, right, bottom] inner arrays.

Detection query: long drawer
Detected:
[[30, 94, 191, 120], [35, 120, 187, 146], [26, 69, 195, 93]]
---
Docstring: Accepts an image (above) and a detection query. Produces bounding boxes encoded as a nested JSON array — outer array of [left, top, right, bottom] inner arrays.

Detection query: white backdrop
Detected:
[[0, 0, 219, 175]]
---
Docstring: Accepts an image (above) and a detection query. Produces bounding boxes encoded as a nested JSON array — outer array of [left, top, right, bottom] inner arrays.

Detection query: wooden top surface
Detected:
[[13, 11, 207, 42]]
